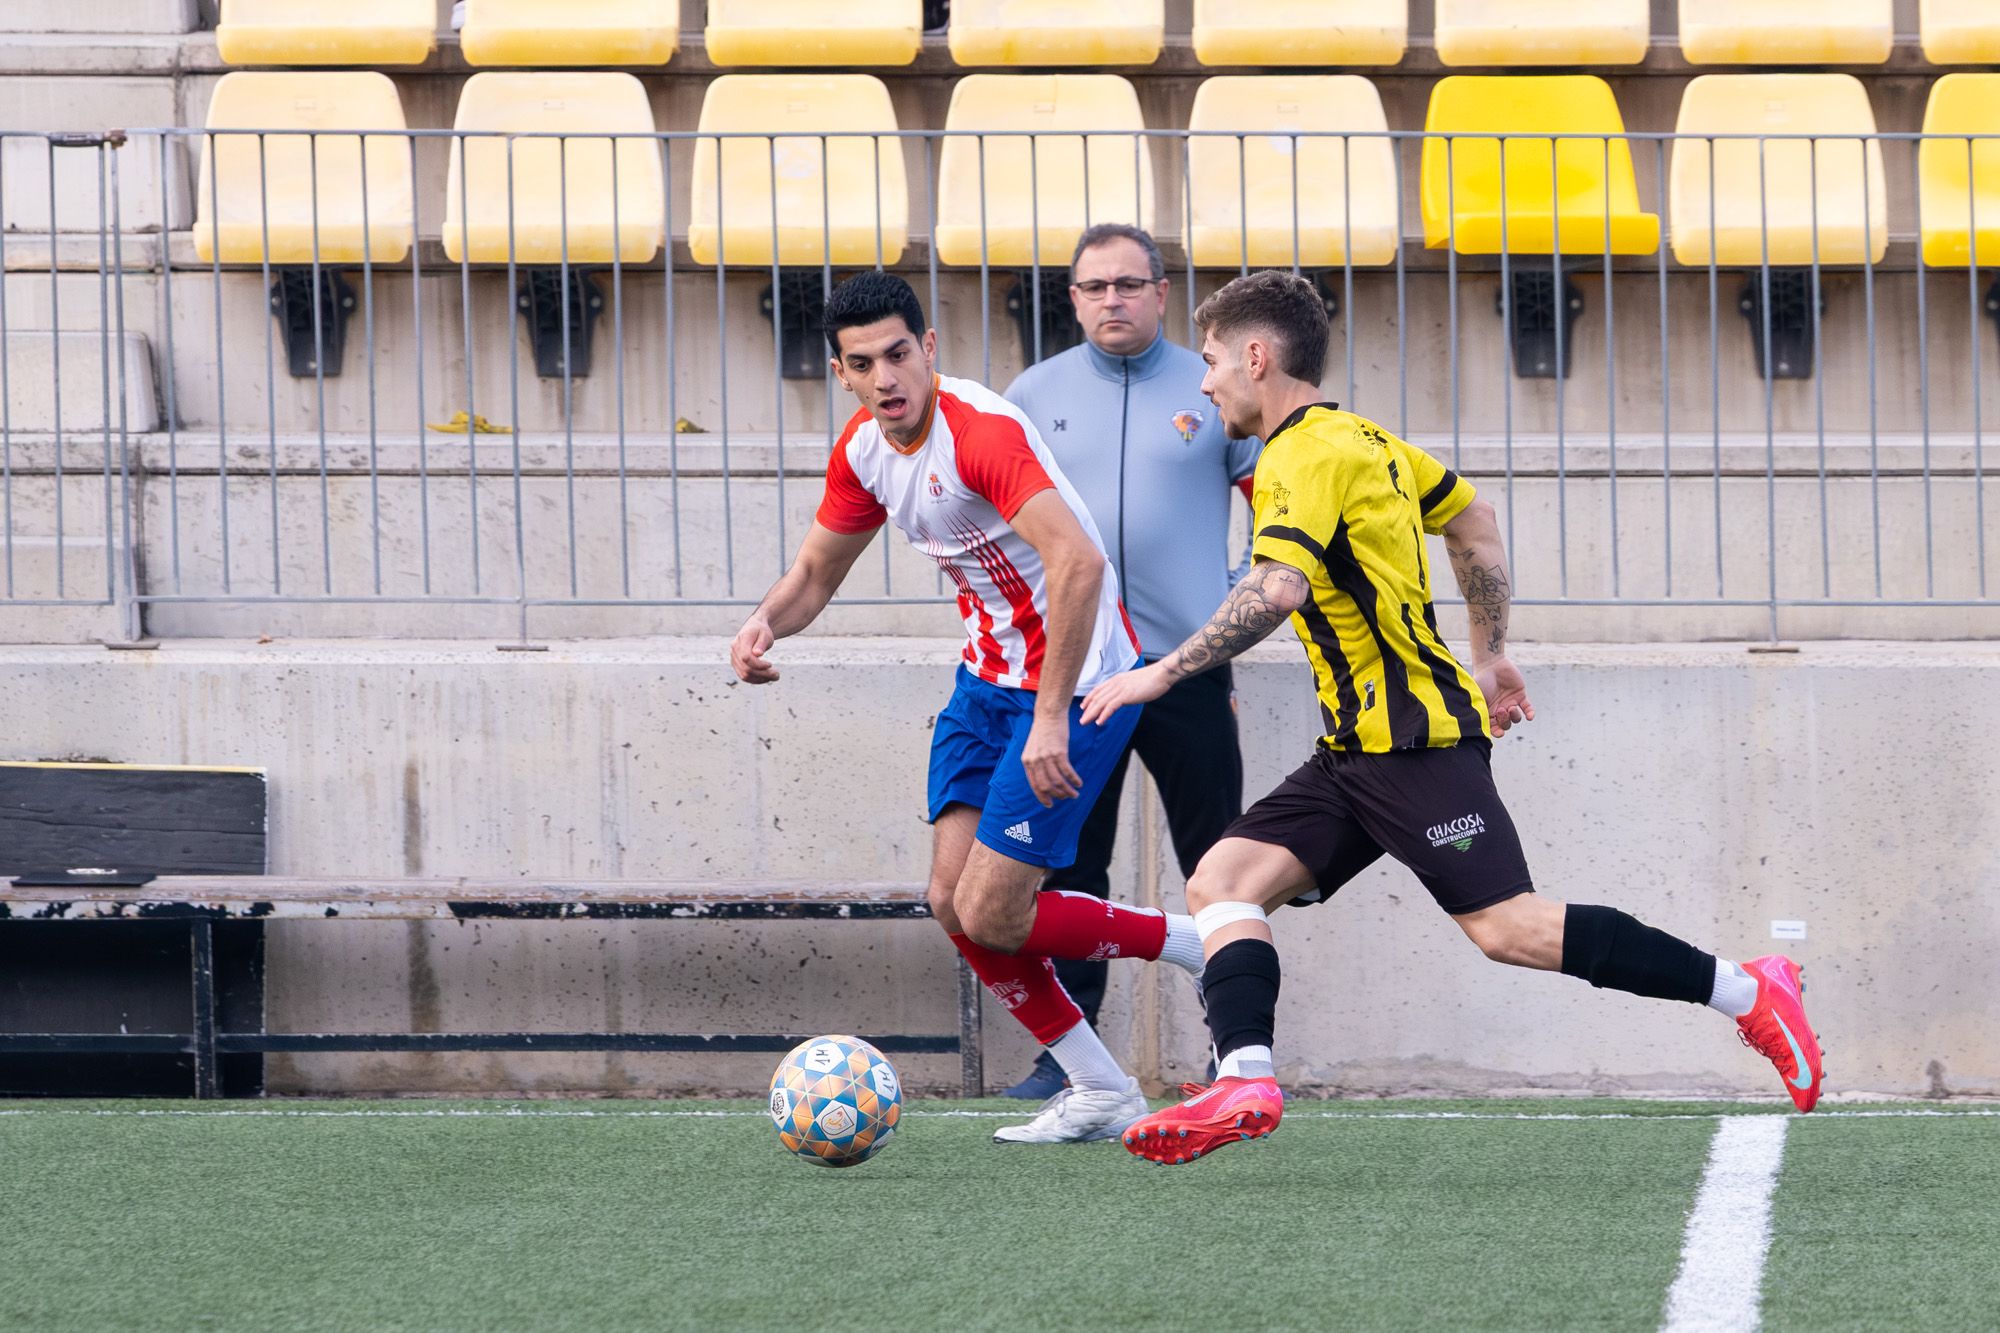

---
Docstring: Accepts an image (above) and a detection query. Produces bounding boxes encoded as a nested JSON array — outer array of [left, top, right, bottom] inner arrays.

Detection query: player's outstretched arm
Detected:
[[1078, 559, 1310, 726], [1441, 498, 1534, 736], [729, 522, 876, 684], [1008, 489, 1109, 804]]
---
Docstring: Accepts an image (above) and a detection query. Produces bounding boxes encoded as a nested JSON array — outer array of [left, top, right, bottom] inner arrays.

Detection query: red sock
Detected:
[[950, 933, 1084, 1045], [1021, 889, 1168, 963]]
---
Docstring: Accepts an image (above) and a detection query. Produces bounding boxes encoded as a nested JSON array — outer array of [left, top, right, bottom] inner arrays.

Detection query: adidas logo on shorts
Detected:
[[1003, 821, 1034, 845]]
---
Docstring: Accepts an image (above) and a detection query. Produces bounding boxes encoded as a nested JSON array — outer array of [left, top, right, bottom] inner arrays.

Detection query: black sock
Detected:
[[1560, 904, 1717, 1004], [1204, 938, 1281, 1058]]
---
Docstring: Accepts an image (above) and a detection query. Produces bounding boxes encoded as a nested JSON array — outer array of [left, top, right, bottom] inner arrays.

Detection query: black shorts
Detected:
[[1224, 740, 1534, 916]]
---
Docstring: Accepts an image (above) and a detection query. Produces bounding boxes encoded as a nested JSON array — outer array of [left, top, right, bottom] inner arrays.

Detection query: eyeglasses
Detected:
[[1071, 276, 1161, 300]]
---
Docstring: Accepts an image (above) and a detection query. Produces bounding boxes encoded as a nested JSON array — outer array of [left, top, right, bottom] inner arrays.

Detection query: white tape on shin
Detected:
[[1193, 900, 1268, 943]]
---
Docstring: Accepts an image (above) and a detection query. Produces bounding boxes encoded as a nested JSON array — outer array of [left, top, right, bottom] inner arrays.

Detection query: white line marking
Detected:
[[0, 1107, 1992, 1121], [1660, 1115, 1791, 1333]]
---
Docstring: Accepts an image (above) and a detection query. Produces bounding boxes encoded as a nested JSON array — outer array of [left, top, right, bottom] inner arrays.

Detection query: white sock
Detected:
[[1218, 1044, 1274, 1080], [1158, 913, 1205, 974], [1709, 959, 1758, 1017], [1047, 1022, 1128, 1093]]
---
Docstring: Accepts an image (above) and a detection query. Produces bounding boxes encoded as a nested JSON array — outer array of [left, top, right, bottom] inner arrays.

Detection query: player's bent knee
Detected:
[[926, 879, 964, 934]]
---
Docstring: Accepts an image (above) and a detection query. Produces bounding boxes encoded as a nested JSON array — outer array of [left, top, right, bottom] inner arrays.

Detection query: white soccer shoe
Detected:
[[992, 1078, 1149, 1145]]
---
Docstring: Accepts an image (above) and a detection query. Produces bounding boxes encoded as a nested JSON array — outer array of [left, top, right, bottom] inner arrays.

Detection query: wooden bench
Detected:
[[0, 877, 983, 1098]]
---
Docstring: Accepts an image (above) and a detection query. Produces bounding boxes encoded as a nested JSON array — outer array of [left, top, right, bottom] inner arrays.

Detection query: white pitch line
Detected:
[[0, 1107, 1993, 1121], [1659, 1115, 1791, 1333]]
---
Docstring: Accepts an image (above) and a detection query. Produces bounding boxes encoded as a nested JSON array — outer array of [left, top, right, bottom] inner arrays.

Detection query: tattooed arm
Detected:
[[1440, 498, 1535, 735], [1078, 560, 1310, 725]]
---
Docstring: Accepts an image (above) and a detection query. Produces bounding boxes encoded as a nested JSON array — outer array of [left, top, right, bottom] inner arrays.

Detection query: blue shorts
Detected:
[[926, 665, 1143, 870]]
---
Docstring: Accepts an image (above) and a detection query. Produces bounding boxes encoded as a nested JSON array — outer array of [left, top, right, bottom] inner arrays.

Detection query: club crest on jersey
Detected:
[[1172, 408, 1204, 443], [926, 471, 945, 500]]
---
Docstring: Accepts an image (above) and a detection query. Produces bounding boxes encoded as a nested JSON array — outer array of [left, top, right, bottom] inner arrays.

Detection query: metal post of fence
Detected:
[[107, 142, 139, 641]]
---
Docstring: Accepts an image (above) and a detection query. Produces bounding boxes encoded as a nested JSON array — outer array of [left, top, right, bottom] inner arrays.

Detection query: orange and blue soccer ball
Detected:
[[769, 1035, 903, 1167]]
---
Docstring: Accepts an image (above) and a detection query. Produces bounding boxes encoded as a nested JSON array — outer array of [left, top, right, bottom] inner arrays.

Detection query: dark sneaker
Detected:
[[1001, 1051, 1068, 1101]]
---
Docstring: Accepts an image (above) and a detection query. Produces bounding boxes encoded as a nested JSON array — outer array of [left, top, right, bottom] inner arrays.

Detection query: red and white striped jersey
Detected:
[[817, 375, 1141, 695]]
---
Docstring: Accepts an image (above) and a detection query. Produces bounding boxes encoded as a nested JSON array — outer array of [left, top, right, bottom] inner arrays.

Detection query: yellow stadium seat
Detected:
[[216, 0, 434, 66], [442, 73, 663, 265], [193, 72, 412, 265], [1186, 77, 1398, 268], [687, 76, 908, 267], [1419, 76, 1658, 256], [1190, 1, 1406, 66], [935, 75, 1153, 268], [1669, 75, 1887, 267], [459, 0, 677, 67], [1919, 75, 2000, 269], [948, 0, 1163, 67], [1435, 0, 1649, 66], [706, 0, 921, 67], [1922, 0, 2000, 65], [1678, 0, 1891, 65]]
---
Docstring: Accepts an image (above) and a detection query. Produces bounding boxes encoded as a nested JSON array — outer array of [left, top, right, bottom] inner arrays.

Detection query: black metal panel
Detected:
[[761, 270, 831, 381], [217, 1033, 960, 1054], [268, 267, 353, 378], [1007, 269, 1084, 363], [0, 766, 267, 877], [1738, 270, 1822, 380], [1499, 268, 1583, 379], [517, 268, 604, 378]]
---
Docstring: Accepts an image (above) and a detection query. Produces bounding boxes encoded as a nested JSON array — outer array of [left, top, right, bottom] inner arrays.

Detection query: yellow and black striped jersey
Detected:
[[1250, 403, 1490, 753]]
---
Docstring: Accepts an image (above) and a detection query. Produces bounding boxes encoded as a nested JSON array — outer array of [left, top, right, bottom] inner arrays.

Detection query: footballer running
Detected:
[[1080, 271, 1826, 1165], [730, 272, 1207, 1144]]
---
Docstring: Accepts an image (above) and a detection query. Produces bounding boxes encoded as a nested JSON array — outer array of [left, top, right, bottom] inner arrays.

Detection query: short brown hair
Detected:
[[1193, 271, 1328, 385]]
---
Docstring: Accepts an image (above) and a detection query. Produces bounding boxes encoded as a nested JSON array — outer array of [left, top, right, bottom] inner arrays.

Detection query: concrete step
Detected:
[[1, 331, 160, 433], [0, 1, 199, 34], [0, 134, 192, 234]]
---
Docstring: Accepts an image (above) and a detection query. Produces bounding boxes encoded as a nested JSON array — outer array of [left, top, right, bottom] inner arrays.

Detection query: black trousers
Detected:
[[1043, 664, 1244, 1026]]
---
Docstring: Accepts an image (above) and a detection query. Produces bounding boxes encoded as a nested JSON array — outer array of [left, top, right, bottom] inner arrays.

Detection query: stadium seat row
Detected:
[[191, 72, 2000, 275], [213, 0, 2000, 70]]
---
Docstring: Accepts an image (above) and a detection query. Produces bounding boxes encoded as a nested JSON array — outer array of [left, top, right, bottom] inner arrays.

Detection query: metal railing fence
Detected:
[[1, 125, 1993, 642]]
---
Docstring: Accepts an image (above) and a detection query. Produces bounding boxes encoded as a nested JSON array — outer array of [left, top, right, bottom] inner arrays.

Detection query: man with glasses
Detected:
[[1000, 224, 1262, 1099]]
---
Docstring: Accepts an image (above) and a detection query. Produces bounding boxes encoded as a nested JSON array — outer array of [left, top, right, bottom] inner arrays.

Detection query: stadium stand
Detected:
[[946, 0, 1165, 67], [1920, 0, 2000, 65], [442, 72, 664, 377], [1668, 74, 1888, 268], [688, 75, 909, 268], [441, 72, 664, 266], [705, 0, 923, 67], [1676, 0, 1893, 65], [934, 74, 1153, 267], [1433, 0, 1650, 67], [1669, 73, 1887, 378], [1189, 0, 1408, 66], [191, 71, 413, 377], [1185, 75, 1399, 269], [1420, 75, 1659, 377], [214, 0, 437, 66], [1419, 75, 1659, 256], [688, 74, 910, 377], [1917, 73, 2000, 271], [458, 0, 679, 68], [192, 72, 413, 268]]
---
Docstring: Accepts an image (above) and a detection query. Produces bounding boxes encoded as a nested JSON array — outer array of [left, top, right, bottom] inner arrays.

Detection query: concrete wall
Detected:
[[1, 637, 1993, 1098]]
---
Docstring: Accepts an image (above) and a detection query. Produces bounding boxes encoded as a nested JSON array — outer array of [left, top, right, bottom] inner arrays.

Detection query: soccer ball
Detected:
[[768, 1035, 903, 1167]]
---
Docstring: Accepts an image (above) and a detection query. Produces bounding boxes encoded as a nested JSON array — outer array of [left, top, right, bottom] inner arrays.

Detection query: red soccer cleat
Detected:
[[1736, 955, 1824, 1113], [1122, 1076, 1284, 1164]]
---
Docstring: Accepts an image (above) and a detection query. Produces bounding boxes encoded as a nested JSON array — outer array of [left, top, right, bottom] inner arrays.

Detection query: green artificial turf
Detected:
[[1762, 1114, 2000, 1332], [0, 1100, 1992, 1332]]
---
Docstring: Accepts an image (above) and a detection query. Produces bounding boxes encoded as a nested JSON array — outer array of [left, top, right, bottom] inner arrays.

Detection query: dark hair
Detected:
[[1193, 270, 1329, 385], [823, 270, 927, 355], [1070, 223, 1165, 282]]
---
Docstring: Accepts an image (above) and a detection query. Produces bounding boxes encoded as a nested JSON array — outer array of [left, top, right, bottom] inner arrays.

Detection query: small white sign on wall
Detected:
[[1770, 920, 1808, 941]]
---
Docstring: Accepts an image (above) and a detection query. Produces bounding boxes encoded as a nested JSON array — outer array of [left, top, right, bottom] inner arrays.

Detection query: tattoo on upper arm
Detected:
[[1448, 544, 1512, 657], [1164, 563, 1310, 680]]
